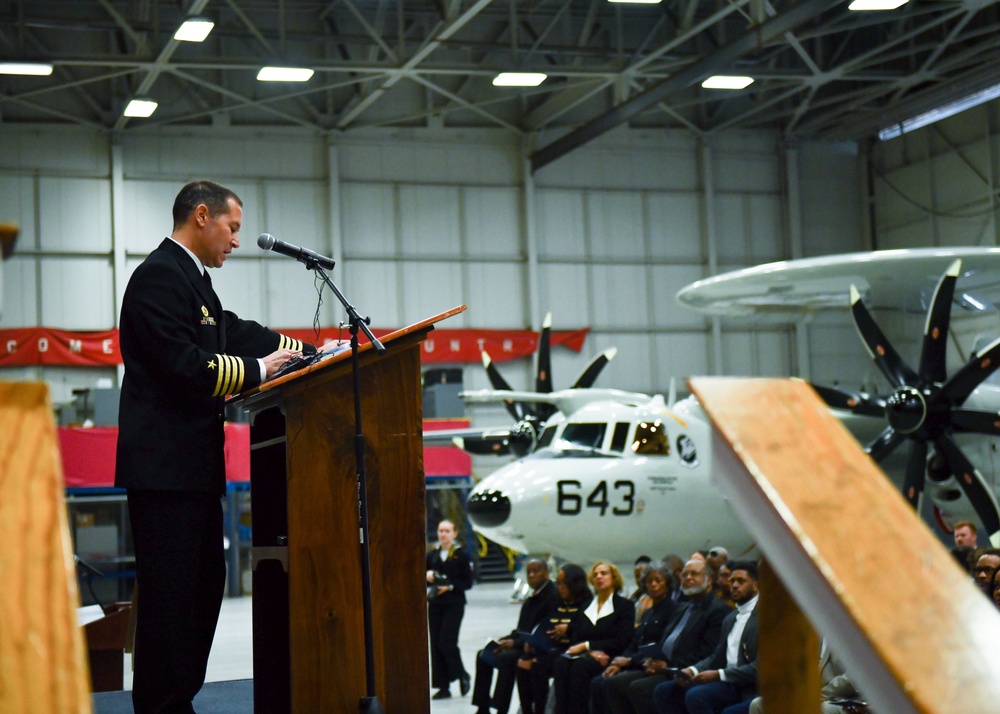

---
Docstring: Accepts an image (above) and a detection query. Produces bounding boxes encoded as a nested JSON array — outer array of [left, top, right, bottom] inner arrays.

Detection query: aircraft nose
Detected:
[[467, 489, 511, 528]]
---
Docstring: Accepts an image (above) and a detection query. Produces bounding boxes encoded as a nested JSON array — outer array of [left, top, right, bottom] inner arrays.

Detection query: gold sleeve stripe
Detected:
[[221, 356, 235, 395], [278, 335, 304, 351], [211, 355, 247, 396], [233, 356, 245, 393], [212, 353, 226, 396]]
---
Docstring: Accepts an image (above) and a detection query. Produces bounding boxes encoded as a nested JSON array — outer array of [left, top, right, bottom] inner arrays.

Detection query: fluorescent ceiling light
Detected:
[[174, 18, 215, 42], [257, 66, 314, 82], [848, 0, 907, 9], [608, 0, 662, 4], [493, 72, 547, 87], [701, 75, 754, 90], [123, 99, 158, 118], [879, 82, 1000, 141], [0, 62, 53, 76]]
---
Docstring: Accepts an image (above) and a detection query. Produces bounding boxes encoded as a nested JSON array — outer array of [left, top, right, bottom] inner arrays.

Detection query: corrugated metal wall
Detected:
[[0, 125, 864, 409]]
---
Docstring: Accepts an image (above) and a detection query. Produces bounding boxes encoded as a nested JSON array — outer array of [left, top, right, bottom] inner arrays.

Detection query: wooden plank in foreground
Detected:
[[0, 382, 91, 713], [689, 377, 1000, 714]]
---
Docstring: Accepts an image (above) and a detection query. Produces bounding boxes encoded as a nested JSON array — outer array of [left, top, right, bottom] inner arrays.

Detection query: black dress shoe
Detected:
[[432, 689, 451, 700], [459, 674, 471, 696]]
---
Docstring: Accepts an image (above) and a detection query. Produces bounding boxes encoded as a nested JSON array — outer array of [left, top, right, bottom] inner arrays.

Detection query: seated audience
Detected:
[[706, 547, 729, 573], [973, 549, 1000, 597], [553, 561, 635, 714], [632, 556, 653, 601], [592, 562, 676, 714], [652, 561, 759, 714], [949, 521, 978, 573], [715, 562, 734, 607], [515, 563, 592, 714], [603, 558, 731, 714], [663, 555, 686, 604], [471, 558, 559, 714], [740, 638, 866, 714], [632, 555, 654, 623]]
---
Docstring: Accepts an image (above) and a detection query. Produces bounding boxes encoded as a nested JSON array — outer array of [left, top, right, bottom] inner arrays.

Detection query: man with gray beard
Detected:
[[602, 559, 732, 714]]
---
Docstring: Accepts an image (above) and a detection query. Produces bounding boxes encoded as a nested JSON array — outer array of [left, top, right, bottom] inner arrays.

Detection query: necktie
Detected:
[[661, 605, 693, 661]]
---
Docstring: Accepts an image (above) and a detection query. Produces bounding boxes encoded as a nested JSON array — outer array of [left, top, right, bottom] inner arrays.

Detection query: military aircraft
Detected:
[[679, 248, 1000, 546], [435, 313, 756, 564], [452, 249, 1000, 566]]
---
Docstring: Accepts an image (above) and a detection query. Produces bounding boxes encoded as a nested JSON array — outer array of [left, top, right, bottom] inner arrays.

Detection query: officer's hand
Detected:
[[263, 349, 301, 378]]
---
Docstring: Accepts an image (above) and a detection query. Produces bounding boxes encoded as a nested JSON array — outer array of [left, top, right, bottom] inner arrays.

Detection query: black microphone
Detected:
[[257, 233, 336, 271]]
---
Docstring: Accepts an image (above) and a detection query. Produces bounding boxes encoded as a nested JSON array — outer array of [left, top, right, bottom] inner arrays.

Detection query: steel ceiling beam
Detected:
[[336, 0, 496, 128], [112, 0, 211, 131], [530, 0, 844, 172]]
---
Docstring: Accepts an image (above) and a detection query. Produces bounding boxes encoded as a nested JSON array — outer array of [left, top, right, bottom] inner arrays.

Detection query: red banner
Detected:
[[0, 326, 587, 368], [58, 420, 470, 488]]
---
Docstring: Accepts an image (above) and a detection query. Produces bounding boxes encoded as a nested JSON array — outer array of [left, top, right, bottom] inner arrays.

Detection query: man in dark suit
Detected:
[[472, 558, 560, 714], [652, 561, 759, 714], [116, 180, 315, 714], [602, 558, 731, 714]]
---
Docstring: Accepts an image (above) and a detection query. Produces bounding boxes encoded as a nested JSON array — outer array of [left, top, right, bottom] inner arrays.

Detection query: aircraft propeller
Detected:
[[815, 259, 1000, 543], [461, 312, 616, 457]]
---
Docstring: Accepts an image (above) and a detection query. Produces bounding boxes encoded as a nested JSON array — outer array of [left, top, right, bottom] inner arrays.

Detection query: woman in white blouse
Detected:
[[552, 561, 636, 714]]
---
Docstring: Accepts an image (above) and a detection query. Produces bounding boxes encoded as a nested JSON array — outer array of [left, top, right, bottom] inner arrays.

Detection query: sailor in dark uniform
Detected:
[[426, 518, 474, 699], [116, 180, 314, 714]]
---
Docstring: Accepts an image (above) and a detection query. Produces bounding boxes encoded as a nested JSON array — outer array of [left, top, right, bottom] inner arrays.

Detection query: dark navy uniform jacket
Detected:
[[115, 238, 310, 495]]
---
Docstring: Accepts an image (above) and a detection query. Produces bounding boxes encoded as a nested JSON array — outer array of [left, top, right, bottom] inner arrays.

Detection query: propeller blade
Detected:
[[481, 351, 529, 422], [939, 335, 1000, 406], [950, 408, 1000, 436], [934, 433, 1000, 540], [918, 260, 960, 385], [535, 312, 553, 394], [810, 383, 886, 418], [850, 285, 918, 389], [572, 347, 617, 389], [866, 425, 906, 462], [900, 440, 928, 508], [534, 313, 555, 421]]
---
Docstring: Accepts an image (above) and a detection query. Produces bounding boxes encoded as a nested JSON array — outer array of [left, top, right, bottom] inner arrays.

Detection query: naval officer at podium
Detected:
[[116, 180, 314, 714]]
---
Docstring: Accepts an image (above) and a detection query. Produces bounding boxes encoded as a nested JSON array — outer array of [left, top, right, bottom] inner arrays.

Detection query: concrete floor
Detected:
[[119, 580, 524, 713]]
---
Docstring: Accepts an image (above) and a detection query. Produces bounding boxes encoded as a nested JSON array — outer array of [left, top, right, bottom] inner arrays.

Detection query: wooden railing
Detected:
[[689, 377, 1000, 714], [0, 382, 91, 713]]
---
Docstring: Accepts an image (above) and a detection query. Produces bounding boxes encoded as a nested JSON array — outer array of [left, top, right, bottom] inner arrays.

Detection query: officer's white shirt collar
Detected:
[[168, 236, 206, 275]]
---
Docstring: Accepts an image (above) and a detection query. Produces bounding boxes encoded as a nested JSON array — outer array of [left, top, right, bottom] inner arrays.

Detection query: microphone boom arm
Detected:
[[309, 261, 386, 354]]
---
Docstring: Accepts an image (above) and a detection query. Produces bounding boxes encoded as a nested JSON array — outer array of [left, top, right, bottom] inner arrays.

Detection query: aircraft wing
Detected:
[[461, 388, 652, 415], [676, 248, 1000, 322], [422, 426, 516, 455]]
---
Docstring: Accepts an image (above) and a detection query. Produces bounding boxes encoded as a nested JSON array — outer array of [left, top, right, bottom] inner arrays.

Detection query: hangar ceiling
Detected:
[[1, 0, 999, 168]]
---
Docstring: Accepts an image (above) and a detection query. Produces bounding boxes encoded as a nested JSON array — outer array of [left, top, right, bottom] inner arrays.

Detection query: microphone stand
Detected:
[[307, 259, 386, 713]]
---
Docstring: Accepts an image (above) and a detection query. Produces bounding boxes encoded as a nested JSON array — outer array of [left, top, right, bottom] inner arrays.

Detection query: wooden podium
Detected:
[[231, 307, 464, 714]]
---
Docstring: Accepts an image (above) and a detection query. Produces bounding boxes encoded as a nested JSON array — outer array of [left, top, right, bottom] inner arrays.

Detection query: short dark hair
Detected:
[[172, 180, 242, 230], [634, 554, 652, 566], [560, 564, 591, 606], [728, 560, 759, 581]]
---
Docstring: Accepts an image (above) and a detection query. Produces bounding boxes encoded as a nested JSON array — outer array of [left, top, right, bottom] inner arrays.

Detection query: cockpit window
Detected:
[[610, 422, 629, 452], [537, 424, 557, 449], [632, 419, 670, 456], [559, 422, 606, 449]]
